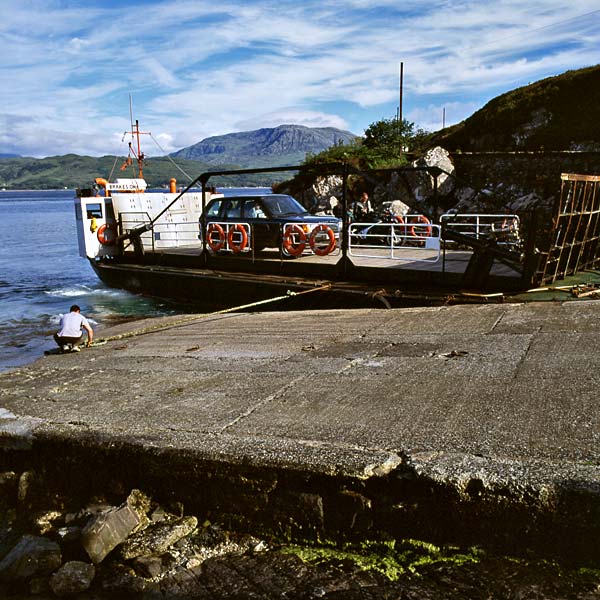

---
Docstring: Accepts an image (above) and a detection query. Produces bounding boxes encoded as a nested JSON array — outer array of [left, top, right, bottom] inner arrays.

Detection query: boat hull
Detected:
[[89, 259, 450, 310]]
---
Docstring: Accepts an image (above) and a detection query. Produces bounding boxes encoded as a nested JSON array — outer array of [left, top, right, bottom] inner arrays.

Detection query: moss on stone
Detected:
[[281, 538, 483, 581]]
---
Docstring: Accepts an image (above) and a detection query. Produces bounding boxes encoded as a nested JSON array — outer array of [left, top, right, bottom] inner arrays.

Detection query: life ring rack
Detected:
[[282, 224, 307, 257], [227, 223, 249, 254], [97, 223, 117, 246], [309, 224, 336, 256], [207, 223, 226, 252]]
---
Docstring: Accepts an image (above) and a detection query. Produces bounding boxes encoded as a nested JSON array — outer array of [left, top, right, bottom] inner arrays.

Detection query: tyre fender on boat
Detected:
[[282, 224, 307, 256], [207, 223, 226, 252], [227, 224, 248, 253], [409, 215, 432, 237], [308, 224, 336, 256], [97, 223, 116, 245]]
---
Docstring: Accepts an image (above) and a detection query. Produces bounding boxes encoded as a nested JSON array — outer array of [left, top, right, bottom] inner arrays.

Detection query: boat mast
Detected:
[[127, 95, 148, 179], [131, 119, 147, 179]]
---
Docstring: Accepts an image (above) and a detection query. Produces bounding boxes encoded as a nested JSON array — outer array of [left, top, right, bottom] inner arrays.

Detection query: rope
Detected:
[[96, 284, 332, 343], [107, 154, 120, 182], [149, 133, 194, 182]]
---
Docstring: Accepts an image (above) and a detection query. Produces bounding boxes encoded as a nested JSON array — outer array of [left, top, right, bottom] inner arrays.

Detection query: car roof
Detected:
[[214, 194, 289, 201]]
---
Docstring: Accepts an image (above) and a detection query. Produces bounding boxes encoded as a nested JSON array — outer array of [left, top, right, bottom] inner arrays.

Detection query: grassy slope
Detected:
[[0, 154, 289, 189], [430, 64, 600, 151]]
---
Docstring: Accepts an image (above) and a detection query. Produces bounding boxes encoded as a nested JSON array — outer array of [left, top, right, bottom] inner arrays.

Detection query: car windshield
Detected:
[[262, 195, 307, 217]]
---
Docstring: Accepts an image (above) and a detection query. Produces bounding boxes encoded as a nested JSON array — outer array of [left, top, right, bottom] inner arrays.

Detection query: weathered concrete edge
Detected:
[[2, 416, 600, 562], [2, 414, 600, 491]]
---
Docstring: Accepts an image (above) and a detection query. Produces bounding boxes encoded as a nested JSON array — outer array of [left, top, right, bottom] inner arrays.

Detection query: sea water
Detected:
[[0, 188, 269, 372]]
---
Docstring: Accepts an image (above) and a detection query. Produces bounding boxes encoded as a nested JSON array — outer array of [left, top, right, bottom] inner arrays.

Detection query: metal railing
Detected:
[[440, 213, 521, 249], [282, 221, 340, 258], [349, 220, 441, 262]]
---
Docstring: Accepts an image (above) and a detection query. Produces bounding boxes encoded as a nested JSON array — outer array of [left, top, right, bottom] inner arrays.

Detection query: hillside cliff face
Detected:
[[171, 124, 357, 167], [431, 64, 600, 152]]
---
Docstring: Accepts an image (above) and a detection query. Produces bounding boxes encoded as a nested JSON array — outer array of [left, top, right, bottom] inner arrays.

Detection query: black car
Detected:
[[200, 194, 341, 257]]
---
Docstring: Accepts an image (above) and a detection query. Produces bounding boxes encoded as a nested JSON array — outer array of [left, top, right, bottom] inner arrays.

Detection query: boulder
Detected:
[[49, 560, 95, 596], [410, 146, 456, 205], [311, 175, 343, 206], [389, 200, 410, 217], [121, 515, 198, 560], [132, 554, 171, 578], [0, 534, 61, 581], [81, 489, 151, 564]]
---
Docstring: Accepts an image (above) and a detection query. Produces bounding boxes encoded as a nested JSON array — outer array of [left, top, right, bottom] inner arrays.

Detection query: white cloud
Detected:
[[237, 109, 350, 131], [0, 0, 598, 156]]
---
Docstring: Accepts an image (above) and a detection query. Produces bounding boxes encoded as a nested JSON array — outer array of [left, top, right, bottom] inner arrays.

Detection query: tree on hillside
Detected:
[[302, 117, 430, 171], [363, 117, 429, 159]]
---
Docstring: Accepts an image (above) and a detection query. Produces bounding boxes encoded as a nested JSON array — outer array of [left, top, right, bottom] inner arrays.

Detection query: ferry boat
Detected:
[[74, 122, 600, 309]]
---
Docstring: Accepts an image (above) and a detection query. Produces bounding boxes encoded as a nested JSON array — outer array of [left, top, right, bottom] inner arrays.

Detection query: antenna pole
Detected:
[[398, 62, 404, 158]]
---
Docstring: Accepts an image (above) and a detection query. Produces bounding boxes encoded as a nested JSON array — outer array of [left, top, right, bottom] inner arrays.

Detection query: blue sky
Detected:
[[1, 0, 599, 158]]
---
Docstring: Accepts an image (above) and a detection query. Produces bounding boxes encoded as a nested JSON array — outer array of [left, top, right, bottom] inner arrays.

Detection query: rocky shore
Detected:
[[0, 469, 599, 599]]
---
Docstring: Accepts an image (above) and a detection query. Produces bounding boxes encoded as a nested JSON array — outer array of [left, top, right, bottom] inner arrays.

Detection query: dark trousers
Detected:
[[54, 333, 83, 348]]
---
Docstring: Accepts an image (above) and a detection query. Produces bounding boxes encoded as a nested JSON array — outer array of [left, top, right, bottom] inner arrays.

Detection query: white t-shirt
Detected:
[[58, 312, 89, 338]]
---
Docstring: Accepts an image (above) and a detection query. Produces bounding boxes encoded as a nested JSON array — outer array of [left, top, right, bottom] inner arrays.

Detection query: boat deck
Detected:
[[140, 244, 522, 279]]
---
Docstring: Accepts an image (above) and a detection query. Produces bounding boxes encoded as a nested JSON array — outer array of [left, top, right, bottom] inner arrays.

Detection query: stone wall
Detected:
[[450, 151, 600, 197]]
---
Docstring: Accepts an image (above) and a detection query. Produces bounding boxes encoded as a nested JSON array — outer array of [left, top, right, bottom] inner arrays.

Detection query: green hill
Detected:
[[0, 154, 282, 190], [430, 64, 600, 151]]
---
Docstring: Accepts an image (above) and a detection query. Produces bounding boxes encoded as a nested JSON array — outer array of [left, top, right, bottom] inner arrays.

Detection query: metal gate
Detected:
[[534, 173, 600, 284]]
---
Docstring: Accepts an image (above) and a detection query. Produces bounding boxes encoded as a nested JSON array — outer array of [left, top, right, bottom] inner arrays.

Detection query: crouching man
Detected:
[[54, 304, 94, 352]]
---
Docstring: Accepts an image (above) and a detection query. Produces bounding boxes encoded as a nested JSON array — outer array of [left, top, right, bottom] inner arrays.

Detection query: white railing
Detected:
[[440, 213, 521, 248], [349, 219, 441, 262]]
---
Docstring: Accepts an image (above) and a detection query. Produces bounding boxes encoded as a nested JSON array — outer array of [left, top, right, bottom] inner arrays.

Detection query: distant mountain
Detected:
[[430, 64, 600, 151], [171, 124, 358, 168], [0, 154, 293, 190], [0, 153, 20, 158]]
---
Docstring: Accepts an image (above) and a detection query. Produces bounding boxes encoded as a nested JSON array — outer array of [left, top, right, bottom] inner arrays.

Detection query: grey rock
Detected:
[[32, 510, 63, 535], [57, 526, 81, 543], [17, 470, 36, 505], [121, 515, 198, 560], [49, 560, 95, 596], [0, 534, 61, 581], [81, 489, 151, 564], [132, 553, 171, 578], [100, 562, 148, 594]]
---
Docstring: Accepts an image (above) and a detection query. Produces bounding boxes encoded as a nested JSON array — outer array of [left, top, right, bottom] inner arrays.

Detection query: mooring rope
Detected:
[[96, 284, 332, 344]]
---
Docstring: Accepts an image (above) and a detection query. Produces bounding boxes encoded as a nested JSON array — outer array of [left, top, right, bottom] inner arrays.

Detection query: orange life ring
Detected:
[[227, 223, 248, 253], [97, 223, 116, 245], [309, 224, 336, 256], [207, 223, 226, 252], [282, 224, 307, 256], [409, 215, 432, 237]]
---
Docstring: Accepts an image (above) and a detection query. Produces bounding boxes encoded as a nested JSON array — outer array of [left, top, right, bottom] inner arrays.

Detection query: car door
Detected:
[[241, 198, 276, 250]]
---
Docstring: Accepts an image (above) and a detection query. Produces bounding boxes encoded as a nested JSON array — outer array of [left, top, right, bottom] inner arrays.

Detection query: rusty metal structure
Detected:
[[531, 173, 600, 285]]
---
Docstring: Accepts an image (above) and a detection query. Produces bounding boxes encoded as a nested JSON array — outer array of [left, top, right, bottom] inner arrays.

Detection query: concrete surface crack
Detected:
[[489, 311, 507, 332], [512, 330, 538, 379], [219, 375, 306, 432]]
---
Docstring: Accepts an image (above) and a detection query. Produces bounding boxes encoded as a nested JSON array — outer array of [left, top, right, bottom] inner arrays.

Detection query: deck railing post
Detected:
[[201, 180, 208, 265]]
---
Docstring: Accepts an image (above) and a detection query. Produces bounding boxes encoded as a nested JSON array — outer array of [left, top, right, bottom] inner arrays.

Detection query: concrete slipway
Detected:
[[0, 300, 599, 563]]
